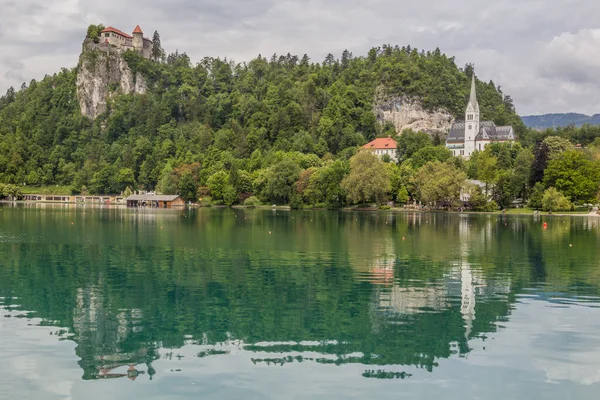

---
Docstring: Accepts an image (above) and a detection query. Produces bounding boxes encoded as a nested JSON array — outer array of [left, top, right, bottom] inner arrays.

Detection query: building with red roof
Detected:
[[363, 135, 398, 162], [100, 25, 152, 59]]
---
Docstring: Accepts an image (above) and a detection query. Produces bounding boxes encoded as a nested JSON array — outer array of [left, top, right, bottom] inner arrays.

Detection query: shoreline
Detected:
[[2, 200, 599, 218]]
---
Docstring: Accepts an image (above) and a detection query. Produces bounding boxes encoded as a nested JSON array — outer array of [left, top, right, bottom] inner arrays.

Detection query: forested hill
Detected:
[[522, 113, 600, 130], [0, 43, 524, 196]]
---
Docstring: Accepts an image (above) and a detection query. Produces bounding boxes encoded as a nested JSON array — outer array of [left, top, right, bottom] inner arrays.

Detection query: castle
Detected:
[[446, 74, 515, 159], [100, 25, 152, 59]]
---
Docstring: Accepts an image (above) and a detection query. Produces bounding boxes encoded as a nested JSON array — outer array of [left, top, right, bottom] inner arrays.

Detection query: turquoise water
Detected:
[[1, 204, 600, 399]]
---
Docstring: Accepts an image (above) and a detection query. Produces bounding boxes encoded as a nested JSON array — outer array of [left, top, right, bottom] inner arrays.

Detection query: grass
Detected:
[[19, 186, 72, 195]]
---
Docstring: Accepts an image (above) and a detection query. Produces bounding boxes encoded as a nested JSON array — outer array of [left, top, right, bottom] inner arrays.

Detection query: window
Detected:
[[105, 33, 110, 37], [468, 124, 472, 130], [467, 114, 473, 121]]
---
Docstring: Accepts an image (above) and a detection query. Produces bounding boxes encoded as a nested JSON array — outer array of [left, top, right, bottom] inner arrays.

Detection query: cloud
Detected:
[[1, 0, 600, 114]]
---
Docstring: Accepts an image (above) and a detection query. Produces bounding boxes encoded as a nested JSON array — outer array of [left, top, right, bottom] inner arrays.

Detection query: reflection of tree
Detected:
[[0, 208, 599, 379]]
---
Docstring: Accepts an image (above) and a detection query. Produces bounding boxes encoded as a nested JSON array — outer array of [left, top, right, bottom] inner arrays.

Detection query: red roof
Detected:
[[363, 137, 397, 150], [101, 26, 132, 39], [133, 25, 143, 34]]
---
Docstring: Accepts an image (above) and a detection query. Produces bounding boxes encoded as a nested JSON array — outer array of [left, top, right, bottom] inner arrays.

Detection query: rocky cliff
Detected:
[[76, 40, 147, 119], [374, 91, 454, 137]]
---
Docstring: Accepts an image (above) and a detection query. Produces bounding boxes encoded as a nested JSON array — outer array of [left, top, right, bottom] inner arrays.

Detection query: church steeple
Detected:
[[467, 73, 479, 114], [464, 73, 480, 158]]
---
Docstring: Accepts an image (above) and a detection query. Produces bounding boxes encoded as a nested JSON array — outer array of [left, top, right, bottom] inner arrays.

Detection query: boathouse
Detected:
[[125, 194, 185, 208]]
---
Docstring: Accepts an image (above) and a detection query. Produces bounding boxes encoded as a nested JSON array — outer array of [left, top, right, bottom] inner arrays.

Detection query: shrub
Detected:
[[289, 193, 304, 209], [542, 187, 571, 212], [244, 196, 261, 208], [379, 205, 391, 210]]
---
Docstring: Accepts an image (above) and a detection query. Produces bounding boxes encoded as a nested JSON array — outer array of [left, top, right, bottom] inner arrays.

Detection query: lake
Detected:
[[1, 204, 600, 399]]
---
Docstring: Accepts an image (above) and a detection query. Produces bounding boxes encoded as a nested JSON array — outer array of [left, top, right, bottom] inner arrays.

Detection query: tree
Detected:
[[207, 170, 230, 201], [542, 187, 571, 213], [475, 151, 498, 192], [528, 182, 545, 210], [265, 159, 301, 204], [544, 151, 600, 203], [115, 168, 135, 193], [412, 161, 467, 207], [531, 136, 572, 184], [511, 148, 534, 201], [306, 160, 348, 209], [410, 146, 452, 169], [86, 24, 105, 43], [178, 172, 198, 203], [397, 130, 432, 162], [341, 151, 390, 205], [397, 187, 409, 204], [151, 31, 165, 62], [156, 164, 178, 194]]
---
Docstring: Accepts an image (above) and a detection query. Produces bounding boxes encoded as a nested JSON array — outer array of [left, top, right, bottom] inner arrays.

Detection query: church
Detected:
[[446, 75, 515, 158]]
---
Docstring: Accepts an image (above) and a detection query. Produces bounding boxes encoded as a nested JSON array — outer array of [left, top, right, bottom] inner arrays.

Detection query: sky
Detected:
[[1, 0, 600, 116]]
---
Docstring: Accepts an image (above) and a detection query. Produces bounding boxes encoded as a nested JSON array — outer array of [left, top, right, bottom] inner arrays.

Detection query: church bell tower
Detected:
[[464, 74, 480, 158]]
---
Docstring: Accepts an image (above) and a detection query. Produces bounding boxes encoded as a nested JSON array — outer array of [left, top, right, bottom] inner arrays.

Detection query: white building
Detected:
[[363, 135, 398, 162], [446, 75, 515, 159]]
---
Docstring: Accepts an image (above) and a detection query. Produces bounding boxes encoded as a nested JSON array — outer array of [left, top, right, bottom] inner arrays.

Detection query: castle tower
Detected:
[[132, 25, 144, 53], [464, 74, 480, 158]]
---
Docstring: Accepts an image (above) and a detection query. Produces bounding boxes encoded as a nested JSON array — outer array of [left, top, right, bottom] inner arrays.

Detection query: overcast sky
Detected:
[[1, 0, 600, 115]]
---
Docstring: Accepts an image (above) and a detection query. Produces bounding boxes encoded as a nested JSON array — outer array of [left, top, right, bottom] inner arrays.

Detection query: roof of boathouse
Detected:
[[126, 194, 181, 202]]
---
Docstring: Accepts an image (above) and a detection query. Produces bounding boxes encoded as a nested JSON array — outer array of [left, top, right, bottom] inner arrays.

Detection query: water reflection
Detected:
[[0, 206, 599, 393]]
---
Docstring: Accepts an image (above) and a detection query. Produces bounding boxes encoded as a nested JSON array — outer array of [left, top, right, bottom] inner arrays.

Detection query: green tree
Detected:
[[528, 182, 545, 210], [544, 151, 600, 203], [207, 170, 230, 201], [542, 187, 571, 213], [341, 151, 390, 205], [397, 130, 432, 162], [412, 161, 467, 207], [156, 164, 179, 195], [265, 159, 301, 204], [511, 148, 534, 201], [115, 168, 135, 193], [397, 186, 409, 204], [86, 24, 105, 43], [178, 172, 198, 203], [410, 146, 453, 169], [151, 31, 165, 62]]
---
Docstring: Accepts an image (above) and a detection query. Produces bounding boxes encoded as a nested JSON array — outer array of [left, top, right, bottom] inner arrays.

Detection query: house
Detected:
[[126, 194, 185, 208], [363, 135, 398, 162], [446, 75, 515, 159], [100, 25, 152, 59]]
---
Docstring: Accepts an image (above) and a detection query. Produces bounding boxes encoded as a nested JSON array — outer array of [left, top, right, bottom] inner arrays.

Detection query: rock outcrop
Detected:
[[76, 40, 147, 119], [374, 92, 454, 137]]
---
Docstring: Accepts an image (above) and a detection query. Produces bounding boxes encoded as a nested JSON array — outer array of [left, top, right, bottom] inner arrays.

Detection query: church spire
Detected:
[[468, 74, 479, 112]]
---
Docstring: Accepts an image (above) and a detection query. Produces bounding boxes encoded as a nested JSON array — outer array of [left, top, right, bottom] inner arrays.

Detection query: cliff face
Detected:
[[374, 92, 454, 137], [76, 40, 147, 119]]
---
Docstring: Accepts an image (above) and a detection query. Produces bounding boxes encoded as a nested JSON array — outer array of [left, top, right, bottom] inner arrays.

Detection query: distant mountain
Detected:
[[521, 113, 600, 129]]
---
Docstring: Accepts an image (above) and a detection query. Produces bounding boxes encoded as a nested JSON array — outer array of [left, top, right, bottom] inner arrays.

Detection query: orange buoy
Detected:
[[543, 222, 548, 229]]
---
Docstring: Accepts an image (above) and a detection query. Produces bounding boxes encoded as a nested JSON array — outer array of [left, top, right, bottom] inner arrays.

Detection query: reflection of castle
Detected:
[[72, 284, 156, 380]]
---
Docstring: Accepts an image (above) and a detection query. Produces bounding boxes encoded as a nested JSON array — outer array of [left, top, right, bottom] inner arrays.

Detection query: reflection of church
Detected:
[[371, 216, 511, 347]]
